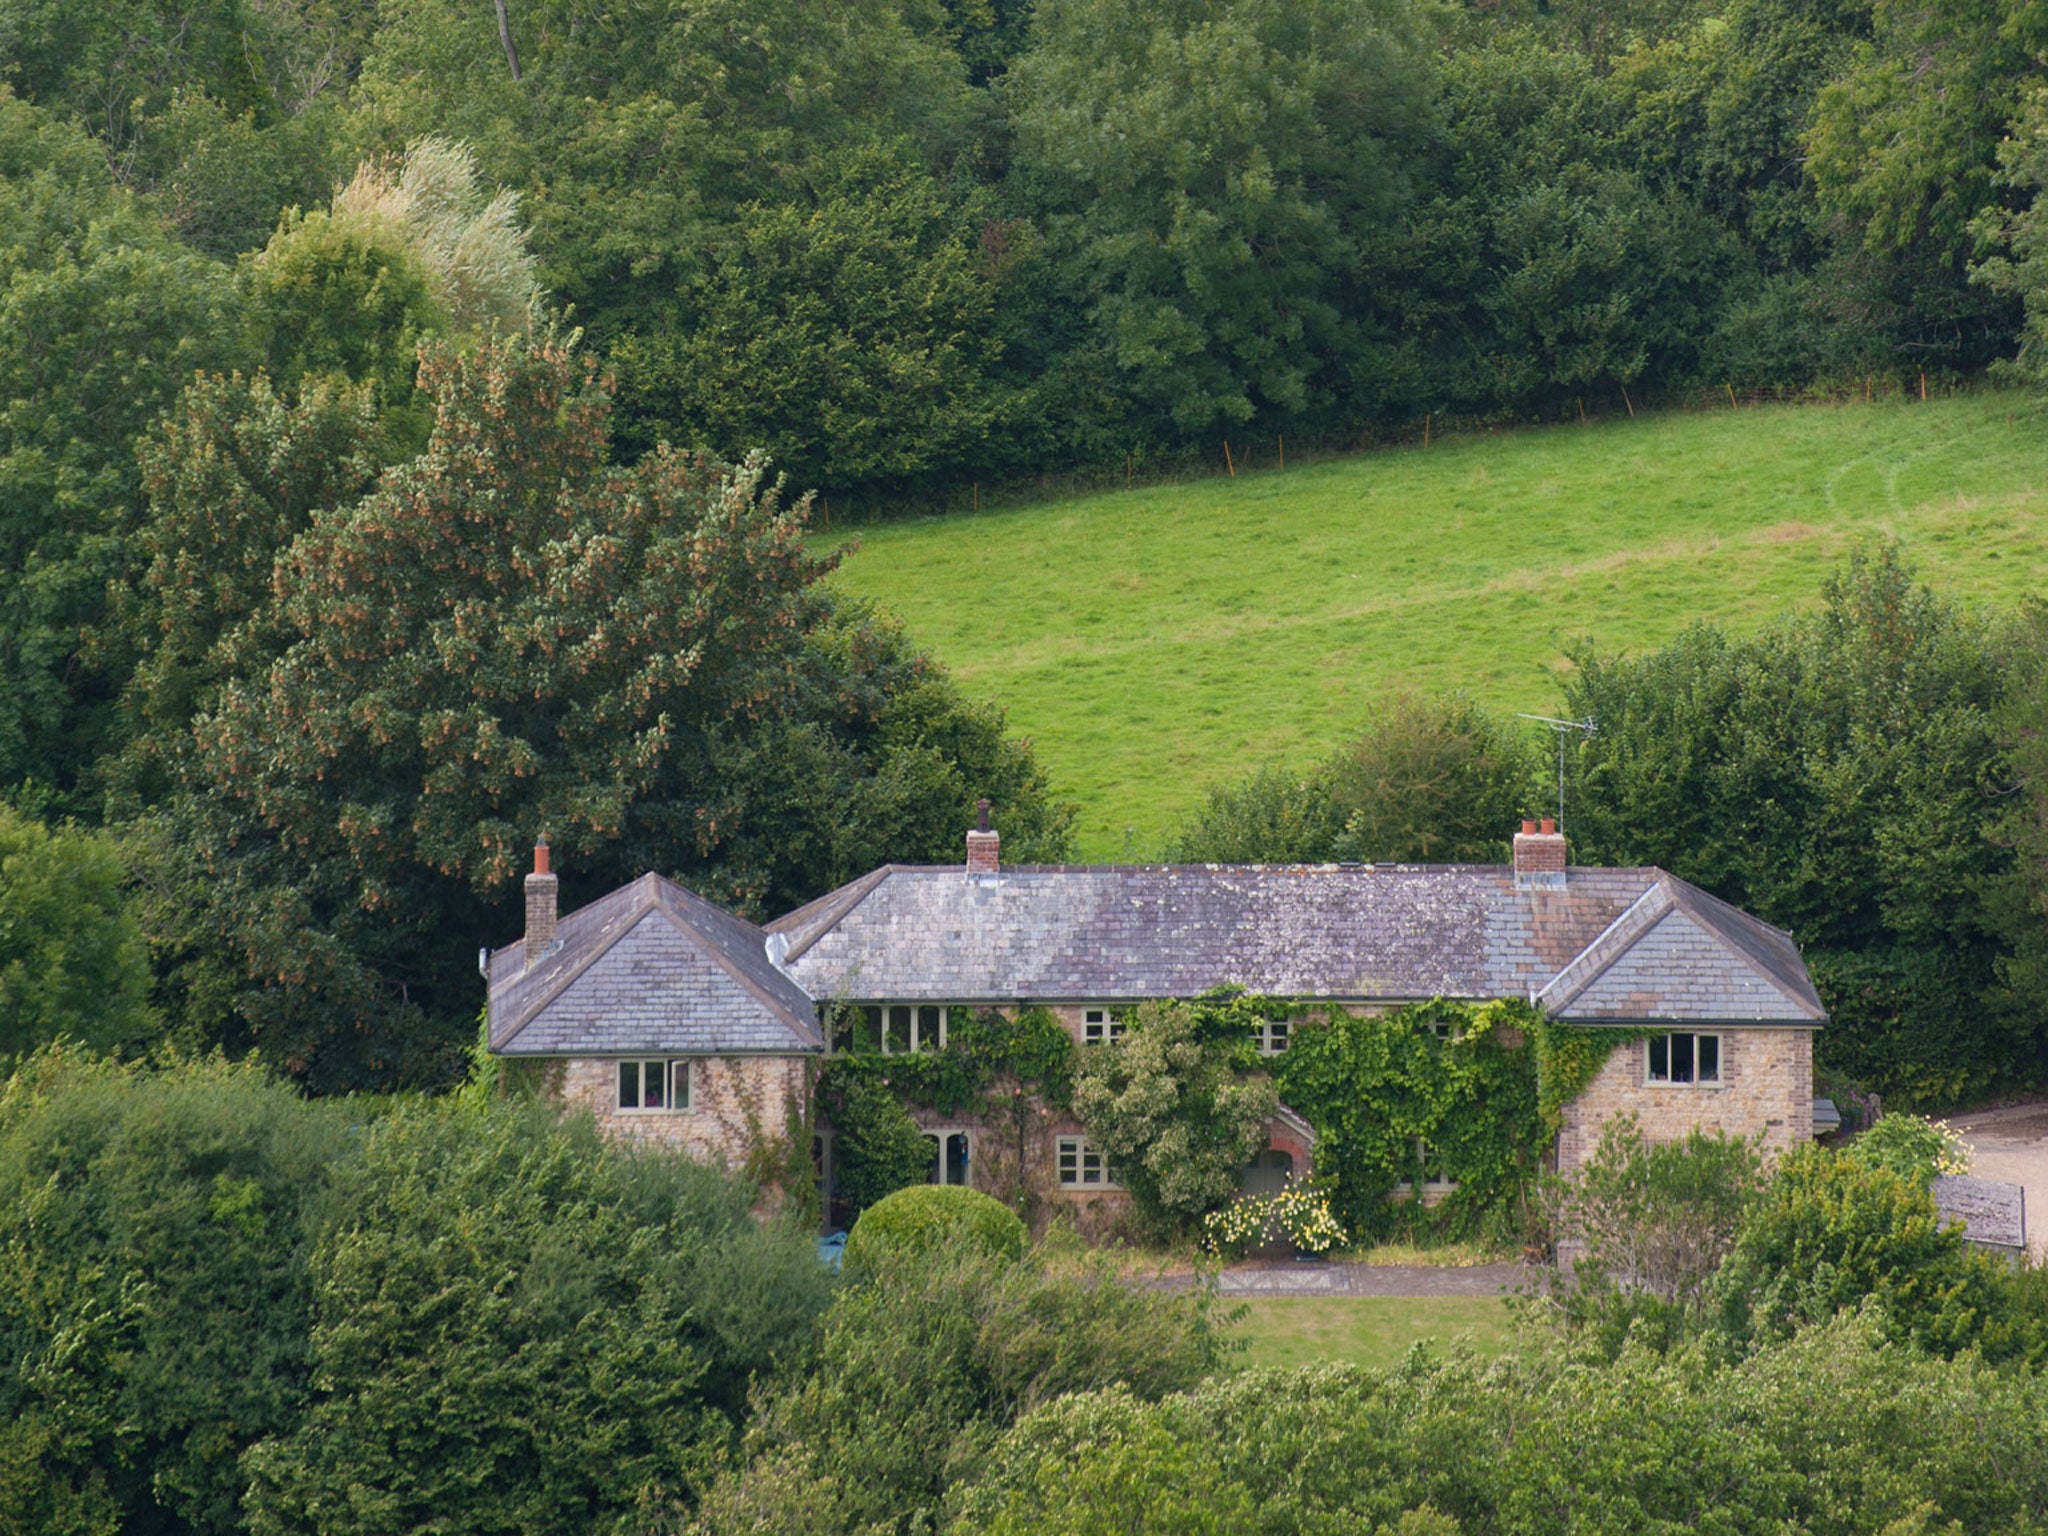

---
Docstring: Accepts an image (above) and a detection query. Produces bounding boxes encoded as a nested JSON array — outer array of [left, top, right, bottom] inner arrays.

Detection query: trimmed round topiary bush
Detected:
[[842, 1185, 1026, 1278]]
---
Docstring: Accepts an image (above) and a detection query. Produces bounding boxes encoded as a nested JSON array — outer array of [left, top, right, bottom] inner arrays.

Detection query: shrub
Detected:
[[1843, 1112, 1972, 1185], [947, 1311, 2048, 1535], [818, 1067, 937, 1219], [240, 1100, 827, 1536], [1542, 1116, 1765, 1355], [0, 808, 157, 1066], [1707, 1143, 2030, 1361], [1203, 1179, 1346, 1259], [0, 1048, 357, 1536], [693, 1241, 1221, 1536], [1070, 997, 1278, 1231], [843, 1185, 1027, 1278], [1164, 694, 1541, 865]]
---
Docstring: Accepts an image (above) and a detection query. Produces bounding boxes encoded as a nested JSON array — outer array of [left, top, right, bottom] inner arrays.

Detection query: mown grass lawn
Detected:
[[826, 393, 2048, 856], [1229, 1295, 1520, 1372]]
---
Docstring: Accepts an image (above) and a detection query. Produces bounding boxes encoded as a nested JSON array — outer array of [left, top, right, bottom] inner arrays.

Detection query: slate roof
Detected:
[[488, 873, 823, 1057], [1534, 877, 1826, 1024], [768, 863, 1826, 1025]]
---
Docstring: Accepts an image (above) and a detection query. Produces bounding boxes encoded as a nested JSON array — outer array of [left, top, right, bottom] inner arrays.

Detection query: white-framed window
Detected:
[[1647, 1032, 1722, 1086], [1056, 1135, 1120, 1189], [1083, 1008, 1125, 1045], [837, 1004, 949, 1054], [1252, 1019, 1290, 1055], [1423, 1019, 1462, 1043], [926, 1129, 972, 1186], [617, 1059, 691, 1112], [1396, 1137, 1454, 1192]]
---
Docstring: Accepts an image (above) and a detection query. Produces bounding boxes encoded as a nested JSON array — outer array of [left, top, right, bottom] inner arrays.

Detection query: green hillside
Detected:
[[828, 394, 2048, 858]]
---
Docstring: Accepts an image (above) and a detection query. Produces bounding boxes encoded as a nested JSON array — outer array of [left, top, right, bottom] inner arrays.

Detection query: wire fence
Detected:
[[823, 370, 2012, 529]]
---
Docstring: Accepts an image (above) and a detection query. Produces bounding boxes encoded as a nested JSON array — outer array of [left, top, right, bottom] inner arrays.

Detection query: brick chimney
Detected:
[[966, 799, 999, 875], [1513, 817, 1566, 889], [524, 837, 558, 964]]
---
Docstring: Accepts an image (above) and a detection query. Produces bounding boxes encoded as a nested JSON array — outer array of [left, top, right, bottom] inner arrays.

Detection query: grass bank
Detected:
[[827, 393, 2048, 856], [1230, 1295, 1519, 1372]]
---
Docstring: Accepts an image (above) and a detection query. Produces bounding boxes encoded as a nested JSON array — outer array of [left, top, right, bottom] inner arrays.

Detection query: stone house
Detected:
[[485, 814, 1826, 1227]]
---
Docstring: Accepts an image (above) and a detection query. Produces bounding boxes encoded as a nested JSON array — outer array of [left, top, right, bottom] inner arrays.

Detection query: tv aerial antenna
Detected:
[[1516, 714, 1596, 829]]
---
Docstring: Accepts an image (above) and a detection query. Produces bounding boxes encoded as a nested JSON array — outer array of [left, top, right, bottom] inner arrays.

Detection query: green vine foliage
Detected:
[[816, 1008, 1075, 1219], [1274, 999, 1547, 1240], [1530, 1017, 1640, 1134]]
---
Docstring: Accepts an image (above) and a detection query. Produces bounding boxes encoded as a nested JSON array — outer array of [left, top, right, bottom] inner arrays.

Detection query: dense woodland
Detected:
[[7, 0, 2048, 1093]]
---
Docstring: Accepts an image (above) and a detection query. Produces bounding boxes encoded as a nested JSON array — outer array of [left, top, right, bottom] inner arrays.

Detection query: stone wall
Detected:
[[559, 1053, 811, 1167], [1555, 1027, 1813, 1176]]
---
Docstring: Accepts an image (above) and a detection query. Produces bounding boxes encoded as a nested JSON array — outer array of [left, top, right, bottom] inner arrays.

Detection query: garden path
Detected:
[[1158, 1261, 1532, 1298]]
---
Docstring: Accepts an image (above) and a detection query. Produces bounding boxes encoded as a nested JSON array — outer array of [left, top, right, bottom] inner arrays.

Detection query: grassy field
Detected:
[[826, 393, 2048, 856], [1230, 1295, 1519, 1372]]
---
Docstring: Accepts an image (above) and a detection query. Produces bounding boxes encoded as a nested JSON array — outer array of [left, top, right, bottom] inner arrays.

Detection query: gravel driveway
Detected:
[[1944, 1101, 2048, 1260]]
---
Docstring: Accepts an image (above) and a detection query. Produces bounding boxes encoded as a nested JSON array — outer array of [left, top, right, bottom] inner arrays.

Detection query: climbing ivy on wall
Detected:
[[1530, 1016, 1642, 1133], [817, 995, 1642, 1241], [1274, 999, 1545, 1239], [816, 1007, 1075, 1219]]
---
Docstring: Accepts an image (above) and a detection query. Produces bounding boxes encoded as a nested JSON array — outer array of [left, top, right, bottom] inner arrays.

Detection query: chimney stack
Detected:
[[524, 836, 558, 964], [966, 799, 1000, 875], [1513, 817, 1566, 889]]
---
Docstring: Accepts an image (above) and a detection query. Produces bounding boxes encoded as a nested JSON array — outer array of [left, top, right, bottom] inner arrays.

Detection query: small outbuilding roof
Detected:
[[488, 873, 822, 1057], [1931, 1174, 2028, 1252]]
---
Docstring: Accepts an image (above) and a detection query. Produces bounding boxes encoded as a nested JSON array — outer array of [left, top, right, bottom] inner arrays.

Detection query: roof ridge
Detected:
[[1535, 878, 1677, 1014], [648, 897, 823, 1048], [493, 878, 665, 1049], [771, 864, 897, 964], [1659, 879, 1825, 1017]]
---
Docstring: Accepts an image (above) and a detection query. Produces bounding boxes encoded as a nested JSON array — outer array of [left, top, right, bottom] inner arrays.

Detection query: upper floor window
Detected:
[[618, 1058, 691, 1112], [833, 1003, 948, 1054], [1083, 1008, 1124, 1045], [1647, 1032, 1721, 1086], [1252, 1019, 1290, 1055]]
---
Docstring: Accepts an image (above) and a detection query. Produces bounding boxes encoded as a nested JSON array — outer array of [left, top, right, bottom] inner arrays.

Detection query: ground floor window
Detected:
[[926, 1130, 972, 1186], [1083, 1008, 1124, 1044], [1057, 1135, 1119, 1189], [617, 1058, 691, 1111], [1648, 1032, 1721, 1085], [1396, 1137, 1453, 1192]]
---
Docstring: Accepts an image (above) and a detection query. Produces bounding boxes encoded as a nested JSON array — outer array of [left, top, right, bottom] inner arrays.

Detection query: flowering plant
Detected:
[[1202, 1176, 1346, 1258], [1270, 1178, 1346, 1253]]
